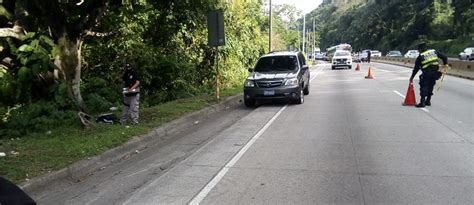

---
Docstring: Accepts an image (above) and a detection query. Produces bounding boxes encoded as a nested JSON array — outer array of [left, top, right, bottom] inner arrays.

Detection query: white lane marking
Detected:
[[393, 90, 429, 113], [189, 105, 288, 205], [393, 90, 405, 98], [189, 66, 325, 205], [371, 64, 412, 73], [376, 68, 392, 72], [310, 67, 324, 82]]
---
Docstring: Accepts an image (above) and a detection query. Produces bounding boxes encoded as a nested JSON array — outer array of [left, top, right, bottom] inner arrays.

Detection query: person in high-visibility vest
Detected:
[[409, 42, 448, 108]]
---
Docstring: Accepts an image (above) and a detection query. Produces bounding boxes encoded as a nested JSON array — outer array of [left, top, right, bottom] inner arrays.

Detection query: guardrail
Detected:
[[373, 57, 474, 80]]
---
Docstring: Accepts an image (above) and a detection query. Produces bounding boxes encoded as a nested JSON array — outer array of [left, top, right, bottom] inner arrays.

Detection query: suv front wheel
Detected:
[[294, 87, 304, 104], [303, 84, 310, 95], [244, 98, 256, 107]]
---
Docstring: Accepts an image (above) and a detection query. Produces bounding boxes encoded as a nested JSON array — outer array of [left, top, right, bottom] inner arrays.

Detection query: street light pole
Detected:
[[269, 0, 272, 52]]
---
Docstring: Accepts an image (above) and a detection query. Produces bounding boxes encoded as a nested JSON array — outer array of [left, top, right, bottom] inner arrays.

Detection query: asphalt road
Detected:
[[36, 62, 474, 204]]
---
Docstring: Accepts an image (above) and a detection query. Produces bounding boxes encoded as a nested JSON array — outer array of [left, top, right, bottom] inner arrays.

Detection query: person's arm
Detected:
[[410, 57, 422, 81], [129, 80, 140, 91], [436, 50, 448, 65], [129, 71, 140, 91]]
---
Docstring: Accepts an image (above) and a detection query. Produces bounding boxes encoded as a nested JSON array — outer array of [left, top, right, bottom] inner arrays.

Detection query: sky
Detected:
[[272, 0, 323, 14]]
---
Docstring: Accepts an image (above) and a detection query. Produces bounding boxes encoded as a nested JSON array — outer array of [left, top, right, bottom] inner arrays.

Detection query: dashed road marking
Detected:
[[393, 90, 405, 98], [393, 90, 429, 113], [310, 67, 325, 82]]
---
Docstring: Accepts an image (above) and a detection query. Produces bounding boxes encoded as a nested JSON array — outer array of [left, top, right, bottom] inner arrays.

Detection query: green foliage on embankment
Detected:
[[309, 0, 473, 55]]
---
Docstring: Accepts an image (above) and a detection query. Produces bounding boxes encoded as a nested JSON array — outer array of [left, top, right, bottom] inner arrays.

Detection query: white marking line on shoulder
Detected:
[[189, 66, 325, 205], [189, 105, 288, 205]]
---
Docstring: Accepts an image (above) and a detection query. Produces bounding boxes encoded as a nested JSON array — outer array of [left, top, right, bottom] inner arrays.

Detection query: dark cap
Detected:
[[417, 42, 427, 51]]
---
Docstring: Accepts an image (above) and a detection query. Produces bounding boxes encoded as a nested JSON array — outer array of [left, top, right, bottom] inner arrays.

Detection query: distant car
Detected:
[[314, 52, 324, 60], [386, 50, 403, 57], [322, 52, 330, 61], [352, 53, 361, 62], [371, 50, 382, 57], [404, 50, 419, 58], [332, 50, 352, 70], [359, 49, 370, 62], [459, 47, 474, 61], [243, 51, 310, 107]]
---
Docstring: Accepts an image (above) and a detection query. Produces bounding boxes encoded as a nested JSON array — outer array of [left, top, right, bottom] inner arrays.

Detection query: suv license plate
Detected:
[[264, 90, 275, 96]]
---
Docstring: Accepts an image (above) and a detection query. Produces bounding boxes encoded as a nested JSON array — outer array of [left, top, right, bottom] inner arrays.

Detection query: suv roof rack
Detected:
[[268, 50, 295, 54]]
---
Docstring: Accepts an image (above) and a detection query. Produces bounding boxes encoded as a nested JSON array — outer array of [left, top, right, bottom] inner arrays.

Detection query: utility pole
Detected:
[[313, 19, 315, 60], [269, 0, 272, 52], [302, 14, 305, 54]]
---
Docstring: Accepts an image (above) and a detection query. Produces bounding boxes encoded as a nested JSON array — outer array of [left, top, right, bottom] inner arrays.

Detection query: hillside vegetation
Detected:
[[309, 0, 474, 55]]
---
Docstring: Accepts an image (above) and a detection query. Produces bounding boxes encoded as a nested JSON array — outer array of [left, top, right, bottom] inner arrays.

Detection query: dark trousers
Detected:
[[419, 68, 438, 97]]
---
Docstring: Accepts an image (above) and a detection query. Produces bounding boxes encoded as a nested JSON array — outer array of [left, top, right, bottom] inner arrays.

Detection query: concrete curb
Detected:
[[20, 93, 244, 193]]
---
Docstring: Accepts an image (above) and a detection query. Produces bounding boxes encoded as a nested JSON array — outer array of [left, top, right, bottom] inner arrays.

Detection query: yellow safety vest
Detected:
[[420, 49, 439, 69]]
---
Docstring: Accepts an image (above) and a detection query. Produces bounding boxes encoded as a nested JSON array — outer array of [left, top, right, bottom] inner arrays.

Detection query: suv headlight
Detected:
[[244, 80, 255, 87], [284, 78, 299, 86]]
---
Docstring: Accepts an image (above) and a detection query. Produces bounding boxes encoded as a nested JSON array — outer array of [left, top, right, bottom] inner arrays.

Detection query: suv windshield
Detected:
[[335, 51, 350, 56], [254, 56, 298, 72]]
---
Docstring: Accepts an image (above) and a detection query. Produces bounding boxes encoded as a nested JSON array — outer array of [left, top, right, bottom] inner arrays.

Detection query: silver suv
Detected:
[[243, 51, 310, 107], [459, 47, 474, 61]]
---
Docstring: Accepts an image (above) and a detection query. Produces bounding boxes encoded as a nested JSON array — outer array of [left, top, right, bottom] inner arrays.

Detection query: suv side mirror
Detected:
[[248, 68, 254, 72], [302, 65, 309, 70]]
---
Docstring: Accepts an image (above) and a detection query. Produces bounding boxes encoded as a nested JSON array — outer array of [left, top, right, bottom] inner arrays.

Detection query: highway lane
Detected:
[[125, 62, 474, 204], [368, 62, 474, 143], [36, 62, 474, 204]]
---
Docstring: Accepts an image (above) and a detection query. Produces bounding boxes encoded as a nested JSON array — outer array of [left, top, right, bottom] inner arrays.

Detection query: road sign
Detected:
[[207, 10, 225, 47]]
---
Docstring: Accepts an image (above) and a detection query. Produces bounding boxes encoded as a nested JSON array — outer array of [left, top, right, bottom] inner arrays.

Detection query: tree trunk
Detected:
[[57, 33, 87, 112]]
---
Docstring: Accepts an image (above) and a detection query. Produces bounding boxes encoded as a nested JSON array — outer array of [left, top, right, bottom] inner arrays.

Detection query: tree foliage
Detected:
[[309, 0, 473, 54], [1, 0, 285, 136]]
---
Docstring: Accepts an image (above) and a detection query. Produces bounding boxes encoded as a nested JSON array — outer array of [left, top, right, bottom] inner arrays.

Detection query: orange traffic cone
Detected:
[[355, 63, 360, 71], [365, 67, 373, 79], [403, 81, 417, 106]]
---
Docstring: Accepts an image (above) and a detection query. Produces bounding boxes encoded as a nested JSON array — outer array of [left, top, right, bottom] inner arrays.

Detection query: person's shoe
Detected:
[[415, 102, 425, 108], [425, 96, 431, 106], [416, 96, 426, 108]]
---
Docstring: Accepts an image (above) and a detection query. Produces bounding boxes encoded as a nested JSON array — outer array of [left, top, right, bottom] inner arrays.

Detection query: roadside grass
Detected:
[[0, 87, 242, 184]]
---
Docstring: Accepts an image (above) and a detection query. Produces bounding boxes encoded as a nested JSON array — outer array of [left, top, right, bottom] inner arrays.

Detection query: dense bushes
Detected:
[[0, 102, 77, 138], [1, 1, 271, 138]]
